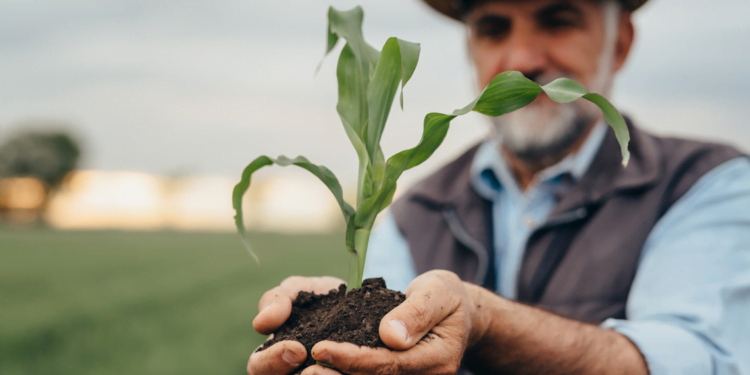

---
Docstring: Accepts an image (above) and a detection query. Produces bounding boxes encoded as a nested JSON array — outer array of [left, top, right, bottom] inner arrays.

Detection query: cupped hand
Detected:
[[247, 276, 345, 375], [304, 270, 480, 375]]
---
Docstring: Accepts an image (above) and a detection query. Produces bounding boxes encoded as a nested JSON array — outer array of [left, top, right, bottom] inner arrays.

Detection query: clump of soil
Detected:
[[258, 278, 405, 370]]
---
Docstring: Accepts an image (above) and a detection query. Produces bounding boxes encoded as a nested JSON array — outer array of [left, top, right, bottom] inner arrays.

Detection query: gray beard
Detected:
[[489, 99, 597, 170], [504, 114, 592, 169]]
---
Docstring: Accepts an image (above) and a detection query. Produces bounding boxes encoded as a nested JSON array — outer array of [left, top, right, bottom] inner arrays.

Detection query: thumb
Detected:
[[378, 274, 460, 350]]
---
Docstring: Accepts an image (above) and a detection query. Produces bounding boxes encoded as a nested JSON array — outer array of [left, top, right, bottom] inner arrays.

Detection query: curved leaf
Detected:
[[471, 71, 543, 116], [355, 72, 631, 229], [326, 23, 339, 56], [372, 146, 386, 192], [355, 71, 543, 228], [366, 37, 420, 168], [327, 6, 379, 136], [337, 44, 371, 203], [324, 6, 380, 72], [540, 77, 589, 103], [541, 78, 630, 165], [324, 6, 386, 207], [582, 93, 630, 166], [232, 155, 356, 262], [315, 10, 341, 75], [397, 39, 421, 109], [365, 38, 400, 162]]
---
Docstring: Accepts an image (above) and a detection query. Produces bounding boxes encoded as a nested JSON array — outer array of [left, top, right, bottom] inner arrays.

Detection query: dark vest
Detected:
[[391, 122, 743, 324]]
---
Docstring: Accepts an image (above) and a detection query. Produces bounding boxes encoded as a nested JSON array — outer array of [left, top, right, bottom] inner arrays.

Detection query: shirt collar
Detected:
[[470, 121, 609, 201]]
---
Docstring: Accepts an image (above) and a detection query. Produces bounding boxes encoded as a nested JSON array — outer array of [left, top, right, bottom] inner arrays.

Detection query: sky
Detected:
[[2, 0, 749, 186]]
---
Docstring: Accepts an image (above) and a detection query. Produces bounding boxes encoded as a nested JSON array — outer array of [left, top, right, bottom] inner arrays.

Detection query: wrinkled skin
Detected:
[[248, 270, 647, 375], [248, 271, 477, 375]]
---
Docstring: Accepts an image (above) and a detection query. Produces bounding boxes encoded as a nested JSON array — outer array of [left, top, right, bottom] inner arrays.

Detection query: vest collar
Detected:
[[408, 119, 662, 215], [469, 122, 609, 202], [551, 119, 662, 215]]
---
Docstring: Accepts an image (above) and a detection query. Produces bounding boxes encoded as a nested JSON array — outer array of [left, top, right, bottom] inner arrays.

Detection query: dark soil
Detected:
[[258, 278, 405, 371]]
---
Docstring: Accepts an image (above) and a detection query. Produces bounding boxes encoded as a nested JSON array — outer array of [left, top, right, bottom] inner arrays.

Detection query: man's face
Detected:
[[466, 0, 631, 165]]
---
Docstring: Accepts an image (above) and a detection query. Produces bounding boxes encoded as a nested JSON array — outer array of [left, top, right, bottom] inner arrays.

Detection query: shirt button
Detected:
[[524, 215, 536, 228]]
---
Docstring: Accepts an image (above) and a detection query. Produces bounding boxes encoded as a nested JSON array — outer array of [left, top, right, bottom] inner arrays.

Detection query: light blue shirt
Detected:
[[363, 123, 750, 375]]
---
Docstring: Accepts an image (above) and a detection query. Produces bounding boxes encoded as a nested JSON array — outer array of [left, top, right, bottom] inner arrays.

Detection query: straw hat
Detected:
[[423, 0, 648, 21]]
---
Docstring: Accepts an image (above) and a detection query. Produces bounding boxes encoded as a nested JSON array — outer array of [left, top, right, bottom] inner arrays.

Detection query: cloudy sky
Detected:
[[2, 0, 749, 185]]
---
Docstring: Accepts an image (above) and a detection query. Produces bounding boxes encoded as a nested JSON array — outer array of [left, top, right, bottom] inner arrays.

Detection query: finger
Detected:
[[300, 364, 341, 375], [311, 341, 397, 375], [379, 271, 463, 350], [259, 276, 344, 313], [254, 286, 294, 335], [248, 341, 306, 375], [280, 276, 344, 295], [254, 276, 345, 335], [312, 338, 461, 375]]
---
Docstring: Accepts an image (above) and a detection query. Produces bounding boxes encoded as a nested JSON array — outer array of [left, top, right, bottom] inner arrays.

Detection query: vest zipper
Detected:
[[441, 206, 489, 285]]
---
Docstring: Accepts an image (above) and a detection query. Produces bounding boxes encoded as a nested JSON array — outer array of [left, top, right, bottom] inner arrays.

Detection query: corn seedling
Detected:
[[233, 6, 630, 291]]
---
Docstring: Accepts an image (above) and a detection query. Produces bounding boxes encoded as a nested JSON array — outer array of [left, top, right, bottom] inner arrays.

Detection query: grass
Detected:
[[0, 228, 349, 375]]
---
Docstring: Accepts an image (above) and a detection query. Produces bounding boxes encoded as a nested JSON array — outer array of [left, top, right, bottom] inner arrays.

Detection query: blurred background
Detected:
[[1, 0, 748, 374]]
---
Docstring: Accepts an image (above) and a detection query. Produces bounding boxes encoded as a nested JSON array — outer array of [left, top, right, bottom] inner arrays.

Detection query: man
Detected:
[[248, 0, 750, 374]]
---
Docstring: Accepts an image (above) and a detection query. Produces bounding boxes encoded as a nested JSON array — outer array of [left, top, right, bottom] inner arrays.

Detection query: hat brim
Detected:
[[423, 0, 648, 21]]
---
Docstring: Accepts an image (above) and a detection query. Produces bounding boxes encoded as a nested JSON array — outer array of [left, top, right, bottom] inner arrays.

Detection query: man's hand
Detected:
[[247, 276, 344, 375], [304, 270, 648, 375], [249, 271, 648, 375], [305, 270, 478, 375]]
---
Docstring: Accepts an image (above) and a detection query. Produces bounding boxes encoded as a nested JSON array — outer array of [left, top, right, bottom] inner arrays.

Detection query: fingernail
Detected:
[[315, 351, 332, 364], [388, 319, 409, 343], [260, 302, 276, 313], [282, 349, 300, 366]]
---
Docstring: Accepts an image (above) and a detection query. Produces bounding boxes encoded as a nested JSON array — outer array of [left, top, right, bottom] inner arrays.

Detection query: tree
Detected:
[[0, 128, 81, 219]]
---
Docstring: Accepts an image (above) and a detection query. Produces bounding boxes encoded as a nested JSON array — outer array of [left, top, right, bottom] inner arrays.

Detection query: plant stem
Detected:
[[347, 249, 359, 292], [355, 229, 371, 287], [346, 228, 371, 292]]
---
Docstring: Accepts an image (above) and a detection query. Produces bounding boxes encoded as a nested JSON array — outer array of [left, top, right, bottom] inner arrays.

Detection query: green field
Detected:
[[0, 229, 349, 375]]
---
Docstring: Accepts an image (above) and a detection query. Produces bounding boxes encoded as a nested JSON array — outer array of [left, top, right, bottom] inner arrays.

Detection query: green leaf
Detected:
[[325, 6, 380, 138], [471, 71, 543, 116], [326, 24, 339, 56], [397, 39, 421, 109], [378, 182, 396, 212], [366, 44, 380, 80], [335, 42, 369, 138], [337, 44, 370, 167], [355, 71, 543, 229], [366, 37, 420, 167], [323, 6, 386, 207], [337, 43, 379, 206], [540, 78, 630, 165], [327, 6, 380, 68], [366, 37, 402, 163], [354, 72, 631, 229], [315, 14, 340, 75], [327, 6, 380, 107], [232, 155, 356, 262], [582, 93, 631, 166], [540, 77, 589, 103], [372, 146, 386, 192]]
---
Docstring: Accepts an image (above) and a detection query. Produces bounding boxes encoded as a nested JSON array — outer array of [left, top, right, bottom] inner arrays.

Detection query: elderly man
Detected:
[[248, 0, 750, 374]]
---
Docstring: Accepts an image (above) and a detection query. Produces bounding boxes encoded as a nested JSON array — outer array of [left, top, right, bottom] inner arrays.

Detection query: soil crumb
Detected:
[[258, 278, 405, 371]]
